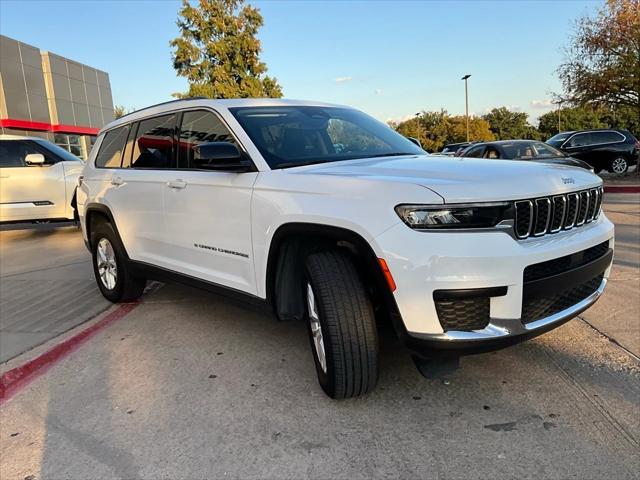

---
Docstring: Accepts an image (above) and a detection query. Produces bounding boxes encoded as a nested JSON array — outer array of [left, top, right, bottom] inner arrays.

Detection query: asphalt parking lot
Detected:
[[1, 194, 639, 479]]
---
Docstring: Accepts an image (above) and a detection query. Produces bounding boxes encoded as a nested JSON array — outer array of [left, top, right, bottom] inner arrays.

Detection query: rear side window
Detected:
[[95, 126, 130, 168], [591, 131, 625, 144], [130, 114, 177, 169], [177, 110, 236, 169]]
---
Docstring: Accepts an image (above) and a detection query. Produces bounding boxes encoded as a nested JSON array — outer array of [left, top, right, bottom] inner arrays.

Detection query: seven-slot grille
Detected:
[[514, 187, 602, 239]]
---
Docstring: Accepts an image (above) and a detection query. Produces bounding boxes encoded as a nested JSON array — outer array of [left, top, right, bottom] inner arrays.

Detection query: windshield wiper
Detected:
[[274, 159, 333, 169], [364, 152, 420, 158]]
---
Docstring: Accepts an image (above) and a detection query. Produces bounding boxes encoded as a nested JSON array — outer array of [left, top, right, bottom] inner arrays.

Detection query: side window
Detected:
[[484, 147, 500, 159], [95, 125, 130, 168], [567, 133, 591, 147], [130, 114, 177, 169], [465, 146, 485, 158], [177, 110, 236, 169], [591, 131, 624, 144], [0, 141, 51, 167]]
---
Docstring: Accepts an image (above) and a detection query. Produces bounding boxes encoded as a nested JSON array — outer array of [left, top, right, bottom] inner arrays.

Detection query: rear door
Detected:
[[98, 115, 178, 266], [0, 140, 66, 222], [162, 109, 258, 294]]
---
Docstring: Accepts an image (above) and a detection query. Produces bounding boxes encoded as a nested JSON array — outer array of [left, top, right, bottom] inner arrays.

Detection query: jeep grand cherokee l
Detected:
[[78, 98, 614, 399]]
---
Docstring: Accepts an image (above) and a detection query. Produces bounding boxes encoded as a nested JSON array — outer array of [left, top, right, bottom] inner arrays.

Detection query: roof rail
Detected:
[[115, 96, 209, 121]]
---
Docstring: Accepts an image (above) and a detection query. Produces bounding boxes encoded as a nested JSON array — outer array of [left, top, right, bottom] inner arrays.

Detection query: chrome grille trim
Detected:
[[576, 190, 589, 226], [550, 195, 566, 233], [514, 200, 534, 239], [533, 198, 551, 236], [512, 186, 602, 240], [564, 193, 580, 229]]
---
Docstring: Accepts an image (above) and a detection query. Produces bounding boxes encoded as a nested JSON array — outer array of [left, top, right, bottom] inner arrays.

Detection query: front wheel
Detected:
[[304, 250, 378, 399], [609, 156, 629, 174]]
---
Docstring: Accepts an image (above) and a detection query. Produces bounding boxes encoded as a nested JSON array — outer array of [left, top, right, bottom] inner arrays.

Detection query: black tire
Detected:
[[91, 221, 146, 303], [304, 250, 378, 399], [609, 156, 629, 174]]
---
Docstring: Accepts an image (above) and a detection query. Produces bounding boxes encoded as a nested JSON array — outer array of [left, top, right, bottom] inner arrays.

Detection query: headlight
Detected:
[[395, 203, 511, 229]]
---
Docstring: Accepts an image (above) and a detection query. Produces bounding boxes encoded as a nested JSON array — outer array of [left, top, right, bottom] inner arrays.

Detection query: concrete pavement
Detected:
[[0, 224, 110, 362]]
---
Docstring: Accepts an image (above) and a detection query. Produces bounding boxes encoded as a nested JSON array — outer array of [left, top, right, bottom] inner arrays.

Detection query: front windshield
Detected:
[[229, 106, 425, 169], [34, 140, 82, 162], [546, 133, 571, 148]]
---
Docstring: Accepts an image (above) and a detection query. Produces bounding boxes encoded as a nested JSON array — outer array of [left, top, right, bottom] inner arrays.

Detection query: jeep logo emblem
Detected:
[[562, 177, 575, 184]]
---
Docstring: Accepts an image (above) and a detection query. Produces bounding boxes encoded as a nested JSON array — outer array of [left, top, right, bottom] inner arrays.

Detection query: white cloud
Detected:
[[374, 89, 383, 95], [385, 113, 416, 124], [530, 99, 555, 109], [334, 76, 353, 84]]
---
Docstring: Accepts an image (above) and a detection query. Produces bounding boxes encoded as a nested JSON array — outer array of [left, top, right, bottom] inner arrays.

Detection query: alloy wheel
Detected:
[[306, 283, 327, 373], [611, 157, 628, 174], [96, 238, 118, 290]]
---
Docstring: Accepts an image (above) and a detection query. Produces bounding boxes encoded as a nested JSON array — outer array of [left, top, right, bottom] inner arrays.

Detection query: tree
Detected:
[[392, 110, 495, 152], [537, 106, 609, 139], [170, 0, 283, 99], [114, 105, 130, 119], [482, 107, 532, 140], [557, 0, 639, 114]]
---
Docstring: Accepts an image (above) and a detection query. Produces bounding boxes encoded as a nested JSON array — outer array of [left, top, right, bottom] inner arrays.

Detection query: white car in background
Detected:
[[0, 135, 83, 223]]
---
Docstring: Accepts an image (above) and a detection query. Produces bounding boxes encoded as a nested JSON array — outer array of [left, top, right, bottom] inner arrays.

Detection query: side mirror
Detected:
[[192, 142, 252, 172], [25, 153, 45, 166], [406, 137, 422, 148]]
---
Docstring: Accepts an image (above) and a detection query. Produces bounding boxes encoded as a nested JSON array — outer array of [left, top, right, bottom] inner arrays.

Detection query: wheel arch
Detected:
[[265, 222, 400, 328], [84, 203, 129, 258]]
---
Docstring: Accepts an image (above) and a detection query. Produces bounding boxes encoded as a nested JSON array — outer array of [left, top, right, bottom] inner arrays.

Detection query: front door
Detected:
[[162, 109, 258, 294], [0, 140, 66, 222]]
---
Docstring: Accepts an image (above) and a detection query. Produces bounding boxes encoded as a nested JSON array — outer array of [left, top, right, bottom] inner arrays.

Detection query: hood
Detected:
[[289, 155, 602, 203], [532, 156, 593, 171]]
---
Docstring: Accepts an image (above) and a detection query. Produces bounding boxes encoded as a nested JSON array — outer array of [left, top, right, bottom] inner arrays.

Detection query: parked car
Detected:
[[441, 142, 471, 156], [460, 140, 594, 171], [546, 129, 639, 174], [0, 135, 83, 223], [79, 98, 613, 399]]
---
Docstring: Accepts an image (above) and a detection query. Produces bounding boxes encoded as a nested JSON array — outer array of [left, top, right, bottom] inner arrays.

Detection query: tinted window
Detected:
[[591, 131, 624, 144], [230, 106, 423, 169], [566, 133, 592, 147], [0, 140, 51, 167], [95, 126, 130, 168], [130, 114, 176, 169], [484, 147, 500, 159], [34, 140, 81, 162], [464, 146, 485, 158], [546, 133, 572, 148], [177, 110, 236, 169]]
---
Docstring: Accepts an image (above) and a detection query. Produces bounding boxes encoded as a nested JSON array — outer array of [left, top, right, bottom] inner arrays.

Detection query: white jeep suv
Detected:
[[78, 98, 614, 398]]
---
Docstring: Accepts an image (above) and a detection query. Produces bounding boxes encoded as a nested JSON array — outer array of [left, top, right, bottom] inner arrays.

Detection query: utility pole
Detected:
[[461, 74, 471, 142]]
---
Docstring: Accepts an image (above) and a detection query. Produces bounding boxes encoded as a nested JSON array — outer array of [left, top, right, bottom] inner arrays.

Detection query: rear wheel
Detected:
[[304, 250, 378, 399], [609, 156, 629, 174], [91, 222, 146, 303]]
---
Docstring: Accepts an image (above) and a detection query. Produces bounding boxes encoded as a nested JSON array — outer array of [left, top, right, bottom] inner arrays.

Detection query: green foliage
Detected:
[[482, 107, 534, 140], [170, 0, 283, 99], [113, 105, 130, 119], [537, 105, 639, 139], [391, 110, 495, 152], [557, 0, 639, 111]]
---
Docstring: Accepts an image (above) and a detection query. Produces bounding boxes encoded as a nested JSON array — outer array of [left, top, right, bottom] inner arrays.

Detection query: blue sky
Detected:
[[0, 0, 599, 124]]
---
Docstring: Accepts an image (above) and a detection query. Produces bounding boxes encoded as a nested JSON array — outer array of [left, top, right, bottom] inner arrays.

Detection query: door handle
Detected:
[[111, 176, 124, 186], [167, 180, 187, 189]]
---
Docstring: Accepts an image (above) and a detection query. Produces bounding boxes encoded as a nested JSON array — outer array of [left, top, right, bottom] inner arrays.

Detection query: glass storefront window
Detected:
[[54, 133, 85, 159]]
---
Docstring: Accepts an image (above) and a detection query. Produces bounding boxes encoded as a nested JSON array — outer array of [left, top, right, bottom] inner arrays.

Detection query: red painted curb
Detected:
[[604, 185, 640, 193], [0, 302, 138, 406]]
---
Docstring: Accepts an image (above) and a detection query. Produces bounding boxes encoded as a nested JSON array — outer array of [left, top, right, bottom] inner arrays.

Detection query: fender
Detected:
[[84, 203, 129, 257]]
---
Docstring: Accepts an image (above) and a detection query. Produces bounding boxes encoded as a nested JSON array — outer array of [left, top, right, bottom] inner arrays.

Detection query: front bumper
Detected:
[[375, 213, 614, 352]]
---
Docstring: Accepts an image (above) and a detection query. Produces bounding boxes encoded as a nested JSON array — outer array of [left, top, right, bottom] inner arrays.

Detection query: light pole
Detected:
[[415, 112, 421, 142], [461, 74, 471, 142]]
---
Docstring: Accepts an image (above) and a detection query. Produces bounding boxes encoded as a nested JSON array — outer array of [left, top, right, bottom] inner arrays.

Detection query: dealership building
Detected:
[[0, 35, 115, 159]]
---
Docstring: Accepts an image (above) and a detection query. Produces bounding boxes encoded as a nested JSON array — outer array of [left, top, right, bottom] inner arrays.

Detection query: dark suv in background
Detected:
[[547, 129, 639, 174]]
